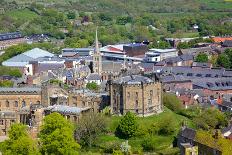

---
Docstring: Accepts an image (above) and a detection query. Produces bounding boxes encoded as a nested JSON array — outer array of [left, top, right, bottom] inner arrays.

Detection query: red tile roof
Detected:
[[212, 37, 232, 43]]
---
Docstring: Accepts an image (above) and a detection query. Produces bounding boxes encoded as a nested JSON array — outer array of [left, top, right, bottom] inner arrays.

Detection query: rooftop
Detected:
[[45, 105, 91, 115], [2, 48, 54, 67], [149, 48, 177, 53], [113, 75, 153, 85]]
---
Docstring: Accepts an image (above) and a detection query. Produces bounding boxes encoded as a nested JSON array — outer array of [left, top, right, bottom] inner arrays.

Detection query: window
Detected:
[[15, 101, 18, 107], [0, 120, 3, 125], [36, 101, 40, 104], [74, 116, 77, 122], [22, 100, 26, 107], [135, 100, 138, 110], [6, 100, 9, 107], [150, 90, 153, 97], [82, 101, 85, 107], [135, 92, 138, 99], [127, 92, 130, 99]]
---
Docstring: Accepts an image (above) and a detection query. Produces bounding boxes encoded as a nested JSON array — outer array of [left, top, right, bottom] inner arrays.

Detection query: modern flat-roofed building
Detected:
[[145, 48, 178, 62]]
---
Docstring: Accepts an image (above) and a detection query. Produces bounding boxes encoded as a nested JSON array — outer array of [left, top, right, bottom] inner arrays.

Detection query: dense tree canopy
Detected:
[[0, 124, 39, 155], [75, 113, 107, 147], [39, 112, 80, 155], [195, 53, 208, 63], [115, 112, 138, 139]]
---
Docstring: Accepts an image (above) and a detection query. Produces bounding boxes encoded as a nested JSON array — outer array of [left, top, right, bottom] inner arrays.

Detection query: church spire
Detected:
[[95, 27, 100, 54], [92, 27, 102, 75]]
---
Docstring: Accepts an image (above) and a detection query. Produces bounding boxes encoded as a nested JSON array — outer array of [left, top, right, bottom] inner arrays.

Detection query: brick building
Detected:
[[108, 75, 162, 116]]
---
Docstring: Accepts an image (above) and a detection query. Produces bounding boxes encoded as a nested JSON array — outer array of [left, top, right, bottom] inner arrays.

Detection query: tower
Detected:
[[93, 28, 102, 75]]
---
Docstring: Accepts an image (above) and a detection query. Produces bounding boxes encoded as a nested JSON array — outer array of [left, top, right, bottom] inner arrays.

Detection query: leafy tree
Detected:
[[116, 16, 133, 25], [0, 123, 39, 155], [115, 112, 138, 139], [39, 112, 80, 155], [86, 82, 99, 91], [163, 93, 183, 113], [193, 108, 227, 130], [195, 53, 208, 62], [217, 54, 231, 69], [141, 136, 157, 151], [0, 80, 14, 87], [149, 40, 171, 49], [75, 113, 107, 147], [67, 11, 76, 19]]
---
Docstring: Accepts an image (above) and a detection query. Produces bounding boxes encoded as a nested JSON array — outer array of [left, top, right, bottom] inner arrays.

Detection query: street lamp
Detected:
[[1, 113, 6, 135]]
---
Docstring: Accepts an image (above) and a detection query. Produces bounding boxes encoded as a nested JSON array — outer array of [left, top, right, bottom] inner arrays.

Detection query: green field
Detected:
[[83, 107, 195, 154], [5, 9, 38, 20]]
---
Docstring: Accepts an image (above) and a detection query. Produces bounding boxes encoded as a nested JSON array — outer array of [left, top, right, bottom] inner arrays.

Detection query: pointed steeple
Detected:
[[95, 27, 100, 54], [92, 27, 102, 75]]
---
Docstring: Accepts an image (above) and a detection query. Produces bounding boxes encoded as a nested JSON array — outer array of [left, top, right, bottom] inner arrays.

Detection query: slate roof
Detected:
[[180, 127, 196, 140], [102, 61, 122, 72], [155, 66, 232, 79], [0, 87, 41, 93], [192, 62, 211, 68], [113, 75, 153, 85], [86, 73, 101, 81], [45, 105, 90, 115], [2, 48, 54, 67], [223, 40, 232, 47], [192, 77, 232, 90], [0, 32, 23, 41]]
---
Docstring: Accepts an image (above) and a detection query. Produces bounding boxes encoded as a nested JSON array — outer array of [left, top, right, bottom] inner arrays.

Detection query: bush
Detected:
[[141, 136, 157, 152], [163, 93, 183, 112], [115, 112, 138, 139], [101, 141, 121, 153], [157, 147, 180, 155]]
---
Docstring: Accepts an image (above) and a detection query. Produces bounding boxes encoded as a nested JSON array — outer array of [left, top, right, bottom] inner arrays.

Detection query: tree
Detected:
[[217, 54, 231, 69], [75, 113, 107, 147], [67, 11, 76, 19], [39, 112, 80, 155], [0, 123, 39, 155], [0, 80, 13, 87], [193, 108, 227, 130], [163, 93, 183, 113], [195, 53, 208, 62], [115, 112, 138, 139], [86, 82, 99, 91]]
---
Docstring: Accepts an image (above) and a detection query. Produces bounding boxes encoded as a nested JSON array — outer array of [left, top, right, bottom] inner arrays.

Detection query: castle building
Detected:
[[108, 75, 163, 116], [92, 29, 102, 75]]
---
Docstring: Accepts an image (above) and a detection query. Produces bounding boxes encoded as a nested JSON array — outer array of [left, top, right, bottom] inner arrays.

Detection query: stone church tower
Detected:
[[92, 28, 102, 75]]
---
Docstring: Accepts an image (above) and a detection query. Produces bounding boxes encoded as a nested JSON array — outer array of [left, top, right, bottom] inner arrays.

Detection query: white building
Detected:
[[144, 48, 178, 62]]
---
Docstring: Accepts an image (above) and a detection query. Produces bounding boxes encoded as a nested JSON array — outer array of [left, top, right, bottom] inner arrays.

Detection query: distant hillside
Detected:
[[3, 0, 232, 15]]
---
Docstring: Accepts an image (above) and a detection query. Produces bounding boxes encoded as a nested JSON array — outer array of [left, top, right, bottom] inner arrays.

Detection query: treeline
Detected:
[[0, 1, 232, 48], [0, 42, 60, 64]]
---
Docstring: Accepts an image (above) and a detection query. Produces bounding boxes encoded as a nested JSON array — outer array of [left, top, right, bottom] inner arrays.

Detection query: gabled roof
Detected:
[[113, 75, 153, 85], [2, 48, 54, 67], [212, 37, 232, 43], [223, 40, 232, 47], [180, 127, 196, 140], [86, 73, 101, 81]]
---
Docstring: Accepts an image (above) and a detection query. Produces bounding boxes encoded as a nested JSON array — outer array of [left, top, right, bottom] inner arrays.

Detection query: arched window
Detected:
[[22, 100, 26, 107], [15, 101, 18, 107], [5, 100, 9, 107], [36, 101, 40, 104], [82, 101, 85, 107]]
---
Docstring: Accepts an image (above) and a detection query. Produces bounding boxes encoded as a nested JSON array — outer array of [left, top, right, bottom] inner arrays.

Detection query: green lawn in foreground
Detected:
[[86, 107, 195, 154]]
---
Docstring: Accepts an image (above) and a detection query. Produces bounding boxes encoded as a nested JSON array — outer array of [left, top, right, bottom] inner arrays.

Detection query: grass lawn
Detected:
[[6, 9, 38, 21], [86, 107, 195, 154]]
